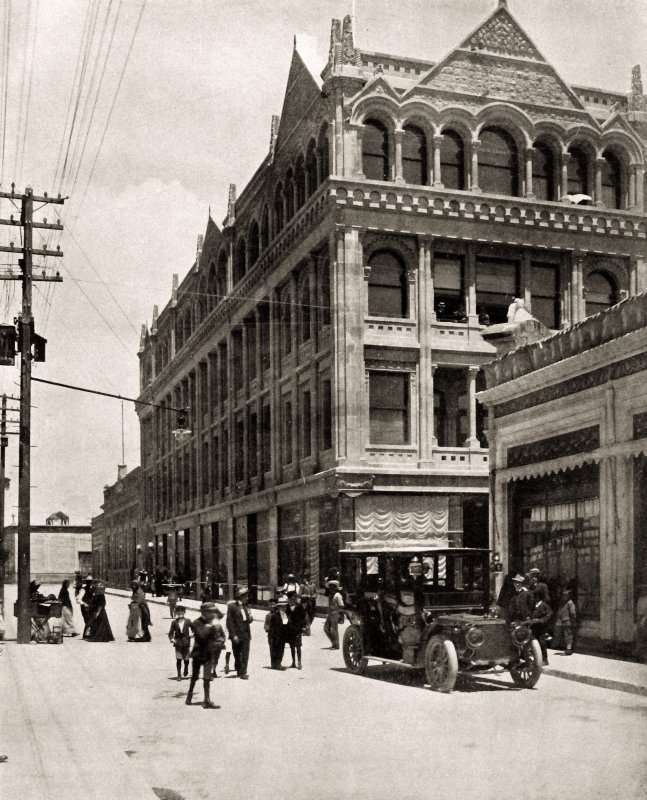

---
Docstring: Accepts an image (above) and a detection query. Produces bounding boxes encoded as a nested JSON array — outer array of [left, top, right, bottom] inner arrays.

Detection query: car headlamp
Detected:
[[511, 624, 531, 646], [465, 626, 485, 649]]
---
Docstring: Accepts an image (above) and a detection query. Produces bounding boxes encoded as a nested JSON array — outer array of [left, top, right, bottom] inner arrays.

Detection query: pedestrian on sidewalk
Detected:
[[167, 584, 180, 619], [286, 591, 306, 669], [527, 568, 550, 604], [73, 571, 83, 598], [265, 597, 287, 670], [128, 581, 153, 641], [531, 596, 552, 666], [554, 588, 577, 655], [506, 574, 532, 622], [58, 579, 77, 637], [168, 605, 192, 680], [299, 572, 317, 635], [226, 586, 253, 679], [83, 581, 115, 642], [185, 602, 225, 709], [78, 575, 94, 627], [323, 580, 345, 649]]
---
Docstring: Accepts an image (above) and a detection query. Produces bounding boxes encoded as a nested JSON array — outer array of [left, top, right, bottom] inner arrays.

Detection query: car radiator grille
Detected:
[[475, 623, 510, 661]]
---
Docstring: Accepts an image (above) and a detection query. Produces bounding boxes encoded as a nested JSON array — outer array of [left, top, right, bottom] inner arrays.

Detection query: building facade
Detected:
[[478, 293, 647, 652], [134, 4, 647, 601], [91, 466, 143, 589], [4, 514, 92, 584]]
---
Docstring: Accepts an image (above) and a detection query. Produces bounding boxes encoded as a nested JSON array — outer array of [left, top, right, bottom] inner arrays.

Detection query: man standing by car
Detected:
[[323, 579, 345, 649], [507, 574, 532, 622], [226, 586, 253, 679]]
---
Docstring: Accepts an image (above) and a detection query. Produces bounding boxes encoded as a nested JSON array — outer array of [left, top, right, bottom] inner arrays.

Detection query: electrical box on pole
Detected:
[[0, 325, 17, 365]]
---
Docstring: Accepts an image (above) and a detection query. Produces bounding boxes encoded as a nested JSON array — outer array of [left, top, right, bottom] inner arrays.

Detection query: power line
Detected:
[[17, 0, 39, 182], [1, 0, 12, 185]]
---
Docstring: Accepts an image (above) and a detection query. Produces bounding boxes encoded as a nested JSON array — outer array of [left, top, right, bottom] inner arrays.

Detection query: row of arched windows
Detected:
[[361, 119, 635, 209]]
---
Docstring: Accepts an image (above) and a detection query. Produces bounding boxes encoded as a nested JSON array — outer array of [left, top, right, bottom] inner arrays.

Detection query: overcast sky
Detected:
[[0, 0, 645, 524]]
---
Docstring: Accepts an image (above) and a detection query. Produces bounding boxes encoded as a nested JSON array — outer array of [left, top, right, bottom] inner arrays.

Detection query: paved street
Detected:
[[2, 585, 646, 800]]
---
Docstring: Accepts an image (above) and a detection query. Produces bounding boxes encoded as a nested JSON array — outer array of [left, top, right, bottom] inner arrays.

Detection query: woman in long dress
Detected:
[[128, 581, 152, 641], [127, 581, 144, 641], [83, 581, 114, 642], [58, 579, 78, 637]]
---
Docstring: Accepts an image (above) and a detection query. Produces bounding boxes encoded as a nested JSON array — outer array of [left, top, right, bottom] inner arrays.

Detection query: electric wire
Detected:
[[58, 0, 102, 192], [17, 0, 39, 183], [13, 0, 32, 187], [1, 0, 12, 185]]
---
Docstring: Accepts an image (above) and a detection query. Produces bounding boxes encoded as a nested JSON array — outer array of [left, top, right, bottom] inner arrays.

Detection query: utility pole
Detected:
[[0, 185, 64, 644], [0, 395, 6, 613]]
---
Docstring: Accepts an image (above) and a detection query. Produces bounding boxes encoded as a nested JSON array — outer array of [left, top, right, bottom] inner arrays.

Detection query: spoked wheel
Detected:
[[342, 625, 368, 675], [424, 635, 458, 693], [510, 639, 543, 688]]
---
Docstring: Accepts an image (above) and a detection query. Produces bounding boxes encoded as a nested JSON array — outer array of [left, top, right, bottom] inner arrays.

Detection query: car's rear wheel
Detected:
[[343, 625, 368, 675], [510, 639, 543, 688], [424, 635, 458, 693]]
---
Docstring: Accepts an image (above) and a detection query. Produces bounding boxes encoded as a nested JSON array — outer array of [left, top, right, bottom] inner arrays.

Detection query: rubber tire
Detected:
[[424, 635, 459, 693], [510, 638, 543, 688], [342, 625, 368, 675]]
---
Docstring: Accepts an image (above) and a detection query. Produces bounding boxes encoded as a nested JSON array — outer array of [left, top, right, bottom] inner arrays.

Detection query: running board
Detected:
[[365, 655, 420, 669]]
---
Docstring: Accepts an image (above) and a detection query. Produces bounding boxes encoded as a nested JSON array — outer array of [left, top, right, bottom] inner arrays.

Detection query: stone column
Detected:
[[466, 243, 478, 323], [470, 140, 481, 192], [560, 152, 570, 200], [521, 251, 532, 313], [570, 252, 585, 324], [433, 135, 444, 187], [332, 227, 365, 465], [629, 166, 637, 210], [394, 128, 404, 184], [631, 255, 647, 294], [269, 291, 280, 480], [465, 365, 480, 449], [418, 236, 434, 467], [354, 125, 365, 179], [595, 158, 605, 206], [636, 166, 645, 213], [268, 505, 278, 588], [222, 516, 234, 600], [524, 148, 535, 198]]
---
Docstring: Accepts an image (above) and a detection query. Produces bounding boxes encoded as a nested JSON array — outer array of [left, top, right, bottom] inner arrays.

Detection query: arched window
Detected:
[[584, 270, 618, 317], [216, 251, 227, 302], [319, 257, 331, 326], [260, 207, 270, 250], [175, 313, 184, 351], [601, 151, 622, 209], [197, 280, 208, 322], [298, 272, 311, 343], [234, 239, 246, 285], [440, 130, 465, 190], [248, 220, 260, 267], [479, 126, 519, 196], [183, 308, 192, 343], [207, 261, 218, 310], [274, 183, 284, 235], [402, 125, 427, 185], [567, 146, 590, 197], [362, 119, 390, 181], [295, 157, 306, 209], [318, 126, 330, 183], [367, 250, 407, 318], [280, 286, 292, 357], [285, 169, 295, 220], [306, 139, 318, 196], [532, 142, 556, 201]]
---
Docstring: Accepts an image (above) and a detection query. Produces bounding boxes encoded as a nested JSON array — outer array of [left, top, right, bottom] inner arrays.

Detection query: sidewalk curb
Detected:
[[542, 667, 647, 697]]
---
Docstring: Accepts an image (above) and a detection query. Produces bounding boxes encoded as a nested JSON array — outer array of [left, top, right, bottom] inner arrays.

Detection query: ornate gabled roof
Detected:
[[415, 3, 586, 113], [273, 44, 324, 159]]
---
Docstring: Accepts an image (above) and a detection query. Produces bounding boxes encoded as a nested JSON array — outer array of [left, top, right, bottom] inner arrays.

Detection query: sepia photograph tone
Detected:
[[0, 1, 646, 798]]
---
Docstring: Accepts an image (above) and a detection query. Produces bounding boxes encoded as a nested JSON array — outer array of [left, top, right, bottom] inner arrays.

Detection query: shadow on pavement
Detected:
[[330, 665, 520, 693]]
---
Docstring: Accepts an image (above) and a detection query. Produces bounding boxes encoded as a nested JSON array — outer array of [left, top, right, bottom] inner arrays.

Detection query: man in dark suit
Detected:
[[507, 574, 532, 622], [226, 586, 253, 679]]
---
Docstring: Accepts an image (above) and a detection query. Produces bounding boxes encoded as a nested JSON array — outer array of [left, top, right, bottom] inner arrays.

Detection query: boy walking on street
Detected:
[[323, 580, 345, 649], [168, 605, 192, 680], [185, 602, 225, 709]]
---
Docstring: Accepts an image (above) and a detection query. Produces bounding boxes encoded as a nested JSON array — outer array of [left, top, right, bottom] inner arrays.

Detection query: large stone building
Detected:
[[478, 293, 647, 653], [91, 466, 143, 589], [134, 3, 647, 601]]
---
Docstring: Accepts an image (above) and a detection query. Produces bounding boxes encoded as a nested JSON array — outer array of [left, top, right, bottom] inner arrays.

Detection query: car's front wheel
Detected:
[[343, 625, 368, 675], [424, 635, 458, 692], [510, 639, 543, 688]]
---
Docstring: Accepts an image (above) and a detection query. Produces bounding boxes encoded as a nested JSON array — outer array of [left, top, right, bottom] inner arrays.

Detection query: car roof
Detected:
[[339, 540, 490, 556]]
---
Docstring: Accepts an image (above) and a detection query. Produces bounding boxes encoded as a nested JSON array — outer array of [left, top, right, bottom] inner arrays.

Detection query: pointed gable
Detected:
[[274, 45, 323, 156], [199, 214, 222, 270], [416, 4, 585, 112], [461, 5, 542, 61]]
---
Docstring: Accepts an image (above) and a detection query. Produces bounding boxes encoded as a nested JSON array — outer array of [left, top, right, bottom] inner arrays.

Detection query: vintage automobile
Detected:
[[339, 540, 542, 693]]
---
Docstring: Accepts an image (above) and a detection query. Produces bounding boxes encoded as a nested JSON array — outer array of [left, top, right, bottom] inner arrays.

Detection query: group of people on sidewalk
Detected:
[[169, 586, 253, 709], [500, 568, 578, 665]]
